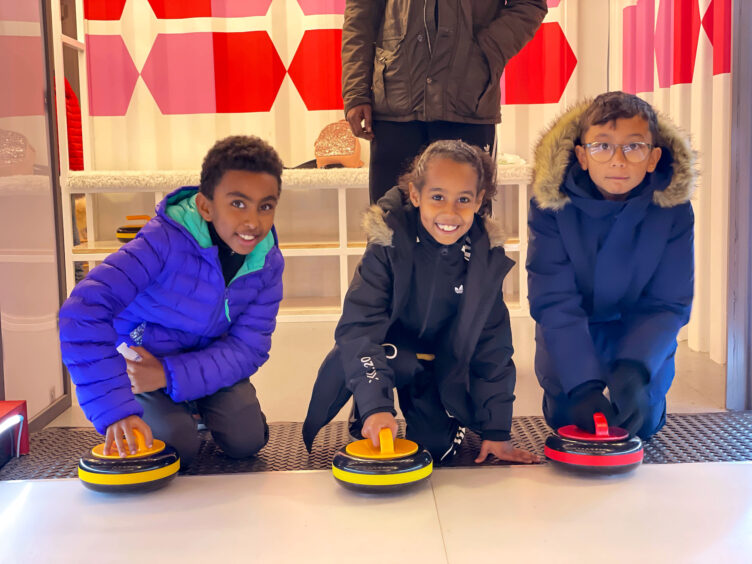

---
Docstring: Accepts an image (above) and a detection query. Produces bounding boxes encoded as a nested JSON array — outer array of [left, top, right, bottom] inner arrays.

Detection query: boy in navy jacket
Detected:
[[527, 91, 696, 439]]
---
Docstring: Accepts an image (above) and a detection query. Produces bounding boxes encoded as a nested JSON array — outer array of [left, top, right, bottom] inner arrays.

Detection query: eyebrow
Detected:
[[591, 132, 647, 140], [225, 191, 278, 203], [427, 186, 476, 196]]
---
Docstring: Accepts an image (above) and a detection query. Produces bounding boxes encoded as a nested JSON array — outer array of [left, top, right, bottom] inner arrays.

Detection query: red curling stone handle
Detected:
[[593, 412, 610, 438]]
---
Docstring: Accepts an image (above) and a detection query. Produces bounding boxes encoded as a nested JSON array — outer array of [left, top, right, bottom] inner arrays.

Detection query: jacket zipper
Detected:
[[418, 250, 441, 338], [224, 287, 231, 323], [423, 0, 432, 55]]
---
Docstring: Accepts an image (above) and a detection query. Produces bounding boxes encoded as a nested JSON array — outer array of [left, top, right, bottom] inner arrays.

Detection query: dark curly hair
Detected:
[[398, 139, 497, 217], [579, 91, 661, 145], [200, 135, 284, 199]]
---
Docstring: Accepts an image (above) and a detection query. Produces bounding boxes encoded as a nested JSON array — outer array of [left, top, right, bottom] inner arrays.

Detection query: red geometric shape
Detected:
[[655, 0, 702, 87], [502, 22, 576, 105], [147, 0, 272, 18], [288, 29, 344, 111], [702, 0, 714, 44], [547, 0, 562, 6], [296, 0, 345, 15], [211, 0, 273, 17], [702, 0, 732, 75], [142, 32, 285, 114], [622, 0, 655, 94], [147, 0, 211, 18], [213, 32, 286, 113], [65, 78, 84, 170], [83, 0, 127, 20], [141, 33, 217, 115], [0, 36, 45, 117], [85, 35, 139, 116]]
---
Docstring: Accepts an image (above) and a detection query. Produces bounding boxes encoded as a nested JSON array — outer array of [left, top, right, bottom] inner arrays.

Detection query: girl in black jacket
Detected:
[[303, 140, 538, 465]]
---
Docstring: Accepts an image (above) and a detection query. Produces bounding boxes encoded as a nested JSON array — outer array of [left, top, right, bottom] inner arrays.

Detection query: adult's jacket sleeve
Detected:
[[59, 225, 168, 433], [476, 0, 547, 76], [341, 0, 385, 115], [161, 253, 284, 402], [526, 200, 604, 393], [614, 203, 694, 377], [469, 292, 516, 441], [334, 243, 397, 420]]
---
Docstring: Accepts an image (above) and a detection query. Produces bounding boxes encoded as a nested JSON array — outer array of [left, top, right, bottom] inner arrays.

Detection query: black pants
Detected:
[[136, 378, 269, 468], [352, 361, 464, 464], [542, 391, 667, 441], [368, 120, 497, 204]]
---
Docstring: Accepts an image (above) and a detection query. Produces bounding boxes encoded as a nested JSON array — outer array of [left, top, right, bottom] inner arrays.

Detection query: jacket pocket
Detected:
[[453, 42, 499, 119], [372, 40, 412, 117]]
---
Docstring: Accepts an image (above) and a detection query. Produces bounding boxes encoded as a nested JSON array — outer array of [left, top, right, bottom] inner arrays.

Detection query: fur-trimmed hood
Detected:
[[361, 187, 507, 249], [532, 100, 697, 210]]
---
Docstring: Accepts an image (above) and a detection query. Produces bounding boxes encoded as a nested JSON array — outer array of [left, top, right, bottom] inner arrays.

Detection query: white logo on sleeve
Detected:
[[454, 284, 464, 294], [361, 356, 379, 383]]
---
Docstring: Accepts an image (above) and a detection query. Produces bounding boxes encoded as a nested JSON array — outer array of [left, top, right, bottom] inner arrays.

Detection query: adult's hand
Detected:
[[346, 104, 374, 141]]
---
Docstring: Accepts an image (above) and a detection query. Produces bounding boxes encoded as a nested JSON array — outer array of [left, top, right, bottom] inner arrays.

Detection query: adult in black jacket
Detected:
[[303, 140, 538, 465]]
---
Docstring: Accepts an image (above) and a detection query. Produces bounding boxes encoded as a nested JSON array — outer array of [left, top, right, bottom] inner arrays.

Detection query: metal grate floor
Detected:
[[1, 412, 751, 481]]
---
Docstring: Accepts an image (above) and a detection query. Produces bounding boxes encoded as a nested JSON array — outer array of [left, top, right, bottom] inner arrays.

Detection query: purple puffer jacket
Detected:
[[59, 187, 284, 433]]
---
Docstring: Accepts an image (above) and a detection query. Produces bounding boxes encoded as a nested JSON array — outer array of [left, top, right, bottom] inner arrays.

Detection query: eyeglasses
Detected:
[[581, 142, 654, 163]]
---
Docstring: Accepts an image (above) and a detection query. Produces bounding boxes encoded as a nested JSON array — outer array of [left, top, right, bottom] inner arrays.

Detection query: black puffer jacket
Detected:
[[303, 187, 517, 450]]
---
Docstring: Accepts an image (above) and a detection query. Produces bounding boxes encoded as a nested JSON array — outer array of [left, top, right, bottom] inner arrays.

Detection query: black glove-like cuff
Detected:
[[609, 360, 650, 435], [568, 380, 616, 434]]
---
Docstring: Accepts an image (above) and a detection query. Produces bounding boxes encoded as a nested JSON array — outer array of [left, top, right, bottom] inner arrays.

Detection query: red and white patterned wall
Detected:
[[79, 0, 580, 169], [83, 0, 576, 117]]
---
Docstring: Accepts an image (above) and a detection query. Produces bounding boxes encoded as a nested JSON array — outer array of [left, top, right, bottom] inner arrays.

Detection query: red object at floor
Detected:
[[0, 400, 29, 455]]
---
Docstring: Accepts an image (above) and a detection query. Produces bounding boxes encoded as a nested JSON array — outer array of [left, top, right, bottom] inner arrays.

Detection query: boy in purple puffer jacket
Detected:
[[59, 136, 284, 467]]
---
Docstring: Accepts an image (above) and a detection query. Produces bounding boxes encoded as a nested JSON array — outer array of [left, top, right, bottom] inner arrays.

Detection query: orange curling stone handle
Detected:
[[378, 428, 395, 455], [91, 429, 166, 459], [345, 427, 419, 460]]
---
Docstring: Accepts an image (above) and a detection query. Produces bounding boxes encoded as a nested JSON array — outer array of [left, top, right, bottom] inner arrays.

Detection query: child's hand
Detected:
[[362, 412, 398, 448], [474, 440, 540, 464], [126, 346, 167, 394], [104, 415, 153, 457]]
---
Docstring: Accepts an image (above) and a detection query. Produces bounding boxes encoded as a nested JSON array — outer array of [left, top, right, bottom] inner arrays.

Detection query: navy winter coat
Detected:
[[303, 187, 516, 450], [59, 187, 284, 433], [527, 102, 696, 403]]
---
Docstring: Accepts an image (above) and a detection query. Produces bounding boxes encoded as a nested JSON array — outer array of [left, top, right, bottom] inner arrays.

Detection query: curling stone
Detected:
[[116, 215, 150, 242], [78, 429, 180, 493], [332, 428, 433, 492], [544, 412, 643, 475]]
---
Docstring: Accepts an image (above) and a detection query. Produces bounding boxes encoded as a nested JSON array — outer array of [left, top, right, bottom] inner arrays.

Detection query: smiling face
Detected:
[[575, 115, 662, 200], [195, 169, 279, 254], [408, 157, 484, 245]]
